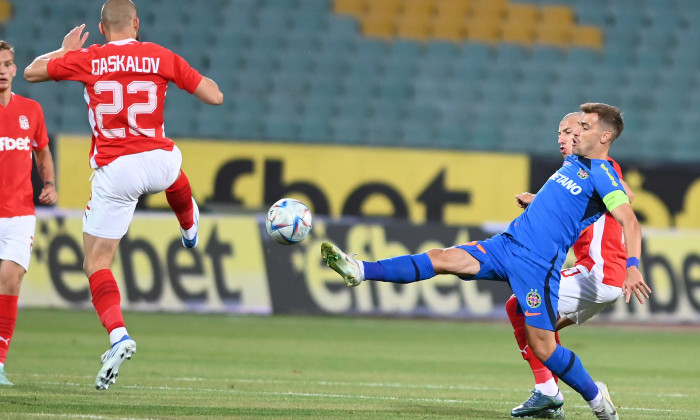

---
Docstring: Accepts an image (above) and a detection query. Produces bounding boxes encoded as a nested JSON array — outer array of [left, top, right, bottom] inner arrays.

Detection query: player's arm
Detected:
[[621, 179, 634, 203], [24, 24, 89, 82], [193, 76, 224, 105], [608, 200, 651, 304], [34, 146, 58, 205]]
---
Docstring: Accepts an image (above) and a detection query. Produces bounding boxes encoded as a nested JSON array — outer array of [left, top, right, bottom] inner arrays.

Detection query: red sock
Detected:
[[0, 295, 18, 364], [89, 269, 125, 333], [505, 295, 555, 385], [166, 171, 194, 230]]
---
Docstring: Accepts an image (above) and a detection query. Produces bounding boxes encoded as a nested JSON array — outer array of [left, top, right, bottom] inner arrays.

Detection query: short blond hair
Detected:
[[0, 40, 15, 60]]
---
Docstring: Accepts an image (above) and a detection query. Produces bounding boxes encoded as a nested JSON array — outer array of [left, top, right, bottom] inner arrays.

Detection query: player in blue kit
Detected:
[[321, 103, 651, 420]]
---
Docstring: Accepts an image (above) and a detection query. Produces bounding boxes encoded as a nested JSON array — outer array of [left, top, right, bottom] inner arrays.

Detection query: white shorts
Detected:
[[557, 265, 623, 325], [0, 215, 36, 271], [83, 146, 182, 239]]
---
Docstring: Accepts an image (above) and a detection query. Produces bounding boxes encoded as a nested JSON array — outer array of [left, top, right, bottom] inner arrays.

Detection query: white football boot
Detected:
[[321, 242, 364, 286], [0, 366, 14, 386], [95, 336, 136, 390], [592, 382, 618, 420]]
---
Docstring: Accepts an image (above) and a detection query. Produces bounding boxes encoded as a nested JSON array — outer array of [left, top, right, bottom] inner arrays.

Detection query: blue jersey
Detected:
[[505, 155, 629, 262]]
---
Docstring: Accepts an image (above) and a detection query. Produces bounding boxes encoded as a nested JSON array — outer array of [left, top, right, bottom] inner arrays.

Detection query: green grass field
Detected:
[[2, 308, 698, 419]]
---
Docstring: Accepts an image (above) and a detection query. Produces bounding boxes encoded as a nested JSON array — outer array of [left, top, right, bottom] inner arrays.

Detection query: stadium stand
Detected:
[[0, 0, 699, 162]]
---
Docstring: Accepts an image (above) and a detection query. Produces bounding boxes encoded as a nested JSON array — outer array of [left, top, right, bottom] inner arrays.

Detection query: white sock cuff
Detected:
[[587, 391, 603, 410], [109, 327, 129, 346]]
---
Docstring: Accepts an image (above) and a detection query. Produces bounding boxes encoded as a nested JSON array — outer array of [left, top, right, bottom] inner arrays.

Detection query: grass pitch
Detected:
[[2, 308, 698, 419]]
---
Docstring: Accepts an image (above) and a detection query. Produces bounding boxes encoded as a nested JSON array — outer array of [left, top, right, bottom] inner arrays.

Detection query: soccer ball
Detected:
[[265, 198, 312, 245]]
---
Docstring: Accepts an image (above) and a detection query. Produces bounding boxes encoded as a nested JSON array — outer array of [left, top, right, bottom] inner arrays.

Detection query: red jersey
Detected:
[[571, 159, 626, 288], [47, 39, 203, 168], [0, 93, 50, 218]]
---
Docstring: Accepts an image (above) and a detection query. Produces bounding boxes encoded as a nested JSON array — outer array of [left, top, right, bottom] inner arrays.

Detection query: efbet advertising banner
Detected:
[[23, 211, 271, 314], [22, 211, 700, 324], [56, 135, 530, 226], [55, 136, 700, 229]]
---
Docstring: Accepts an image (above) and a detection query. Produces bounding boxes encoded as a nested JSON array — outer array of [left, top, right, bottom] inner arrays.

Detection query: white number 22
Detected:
[[94, 80, 157, 138]]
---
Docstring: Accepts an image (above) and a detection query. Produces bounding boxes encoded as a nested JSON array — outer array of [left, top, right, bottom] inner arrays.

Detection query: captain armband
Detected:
[[602, 189, 629, 212]]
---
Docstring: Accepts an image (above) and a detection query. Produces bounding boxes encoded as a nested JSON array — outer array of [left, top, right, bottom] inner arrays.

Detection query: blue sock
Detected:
[[543, 345, 599, 401], [362, 253, 435, 283]]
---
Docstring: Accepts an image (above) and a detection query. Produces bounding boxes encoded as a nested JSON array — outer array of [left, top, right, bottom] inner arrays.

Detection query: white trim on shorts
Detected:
[[0, 215, 36, 271], [557, 264, 623, 325], [83, 146, 182, 239]]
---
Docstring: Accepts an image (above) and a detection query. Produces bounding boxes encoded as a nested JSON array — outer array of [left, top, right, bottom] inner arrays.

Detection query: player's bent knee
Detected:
[[528, 339, 558, 362], [427, 247, 480, 276]]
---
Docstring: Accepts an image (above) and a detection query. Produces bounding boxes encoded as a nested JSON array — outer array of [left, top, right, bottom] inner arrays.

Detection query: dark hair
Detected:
[[0, 40, 14, 59], [580, 102, 624, 141]]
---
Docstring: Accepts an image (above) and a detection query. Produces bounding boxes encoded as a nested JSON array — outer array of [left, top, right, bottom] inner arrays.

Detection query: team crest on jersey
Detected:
[[577, 169, 589, 179], [526, 289, 542, 308], [19, 115, 30, 130]]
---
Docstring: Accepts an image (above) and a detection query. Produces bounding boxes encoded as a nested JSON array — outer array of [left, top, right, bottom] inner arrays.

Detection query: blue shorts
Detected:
[[456, 234, 566, 331]]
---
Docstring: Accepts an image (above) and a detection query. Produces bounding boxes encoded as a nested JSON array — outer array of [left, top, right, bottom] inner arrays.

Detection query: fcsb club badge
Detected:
[[19, 115, 30, 130], [577, 169, 589, 179], [526, 289, 542, 308]]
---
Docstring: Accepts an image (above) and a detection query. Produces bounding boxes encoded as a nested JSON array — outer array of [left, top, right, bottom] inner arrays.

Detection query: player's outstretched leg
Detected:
[[591, 382, 618, 420], [95, 335, 136, 390], [321, 243, 437, 287], [0, 366, 14, 386], [321, 242, 364, 286], [511, 389, 565, 418]]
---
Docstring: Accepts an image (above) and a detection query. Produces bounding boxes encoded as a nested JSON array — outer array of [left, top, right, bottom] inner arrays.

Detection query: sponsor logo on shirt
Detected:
[[91, 55, 161, 75], [0, 136, 31, 151], [549, 172, 582, 195], [599, 163, 619, 187], [19, 115, 30, 130]]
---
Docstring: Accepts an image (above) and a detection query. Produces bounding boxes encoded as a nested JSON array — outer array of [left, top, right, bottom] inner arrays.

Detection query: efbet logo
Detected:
[[599, 163, 619, 187], [0, 137, 31, 151], [577, 169, 589, 179]]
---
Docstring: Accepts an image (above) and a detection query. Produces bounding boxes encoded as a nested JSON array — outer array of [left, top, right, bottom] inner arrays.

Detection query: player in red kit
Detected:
[[507, 112, 634, 418], [0, 40, 58, 386], [24, 0, 223, 390]]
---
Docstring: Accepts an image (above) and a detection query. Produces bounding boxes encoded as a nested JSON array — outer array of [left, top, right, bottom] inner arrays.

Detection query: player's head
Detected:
[[557, 111, 580, 158], [0, 40, 17, 92], [100, 0, 139, 41], [572, 103, 624, 157]]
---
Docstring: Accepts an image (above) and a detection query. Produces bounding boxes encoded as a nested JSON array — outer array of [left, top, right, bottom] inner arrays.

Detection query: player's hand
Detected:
[[622, 266, 651, 304], [515, 192, 535, 209], [39, 183, 58, 205], [62, 24, 89, 52]]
